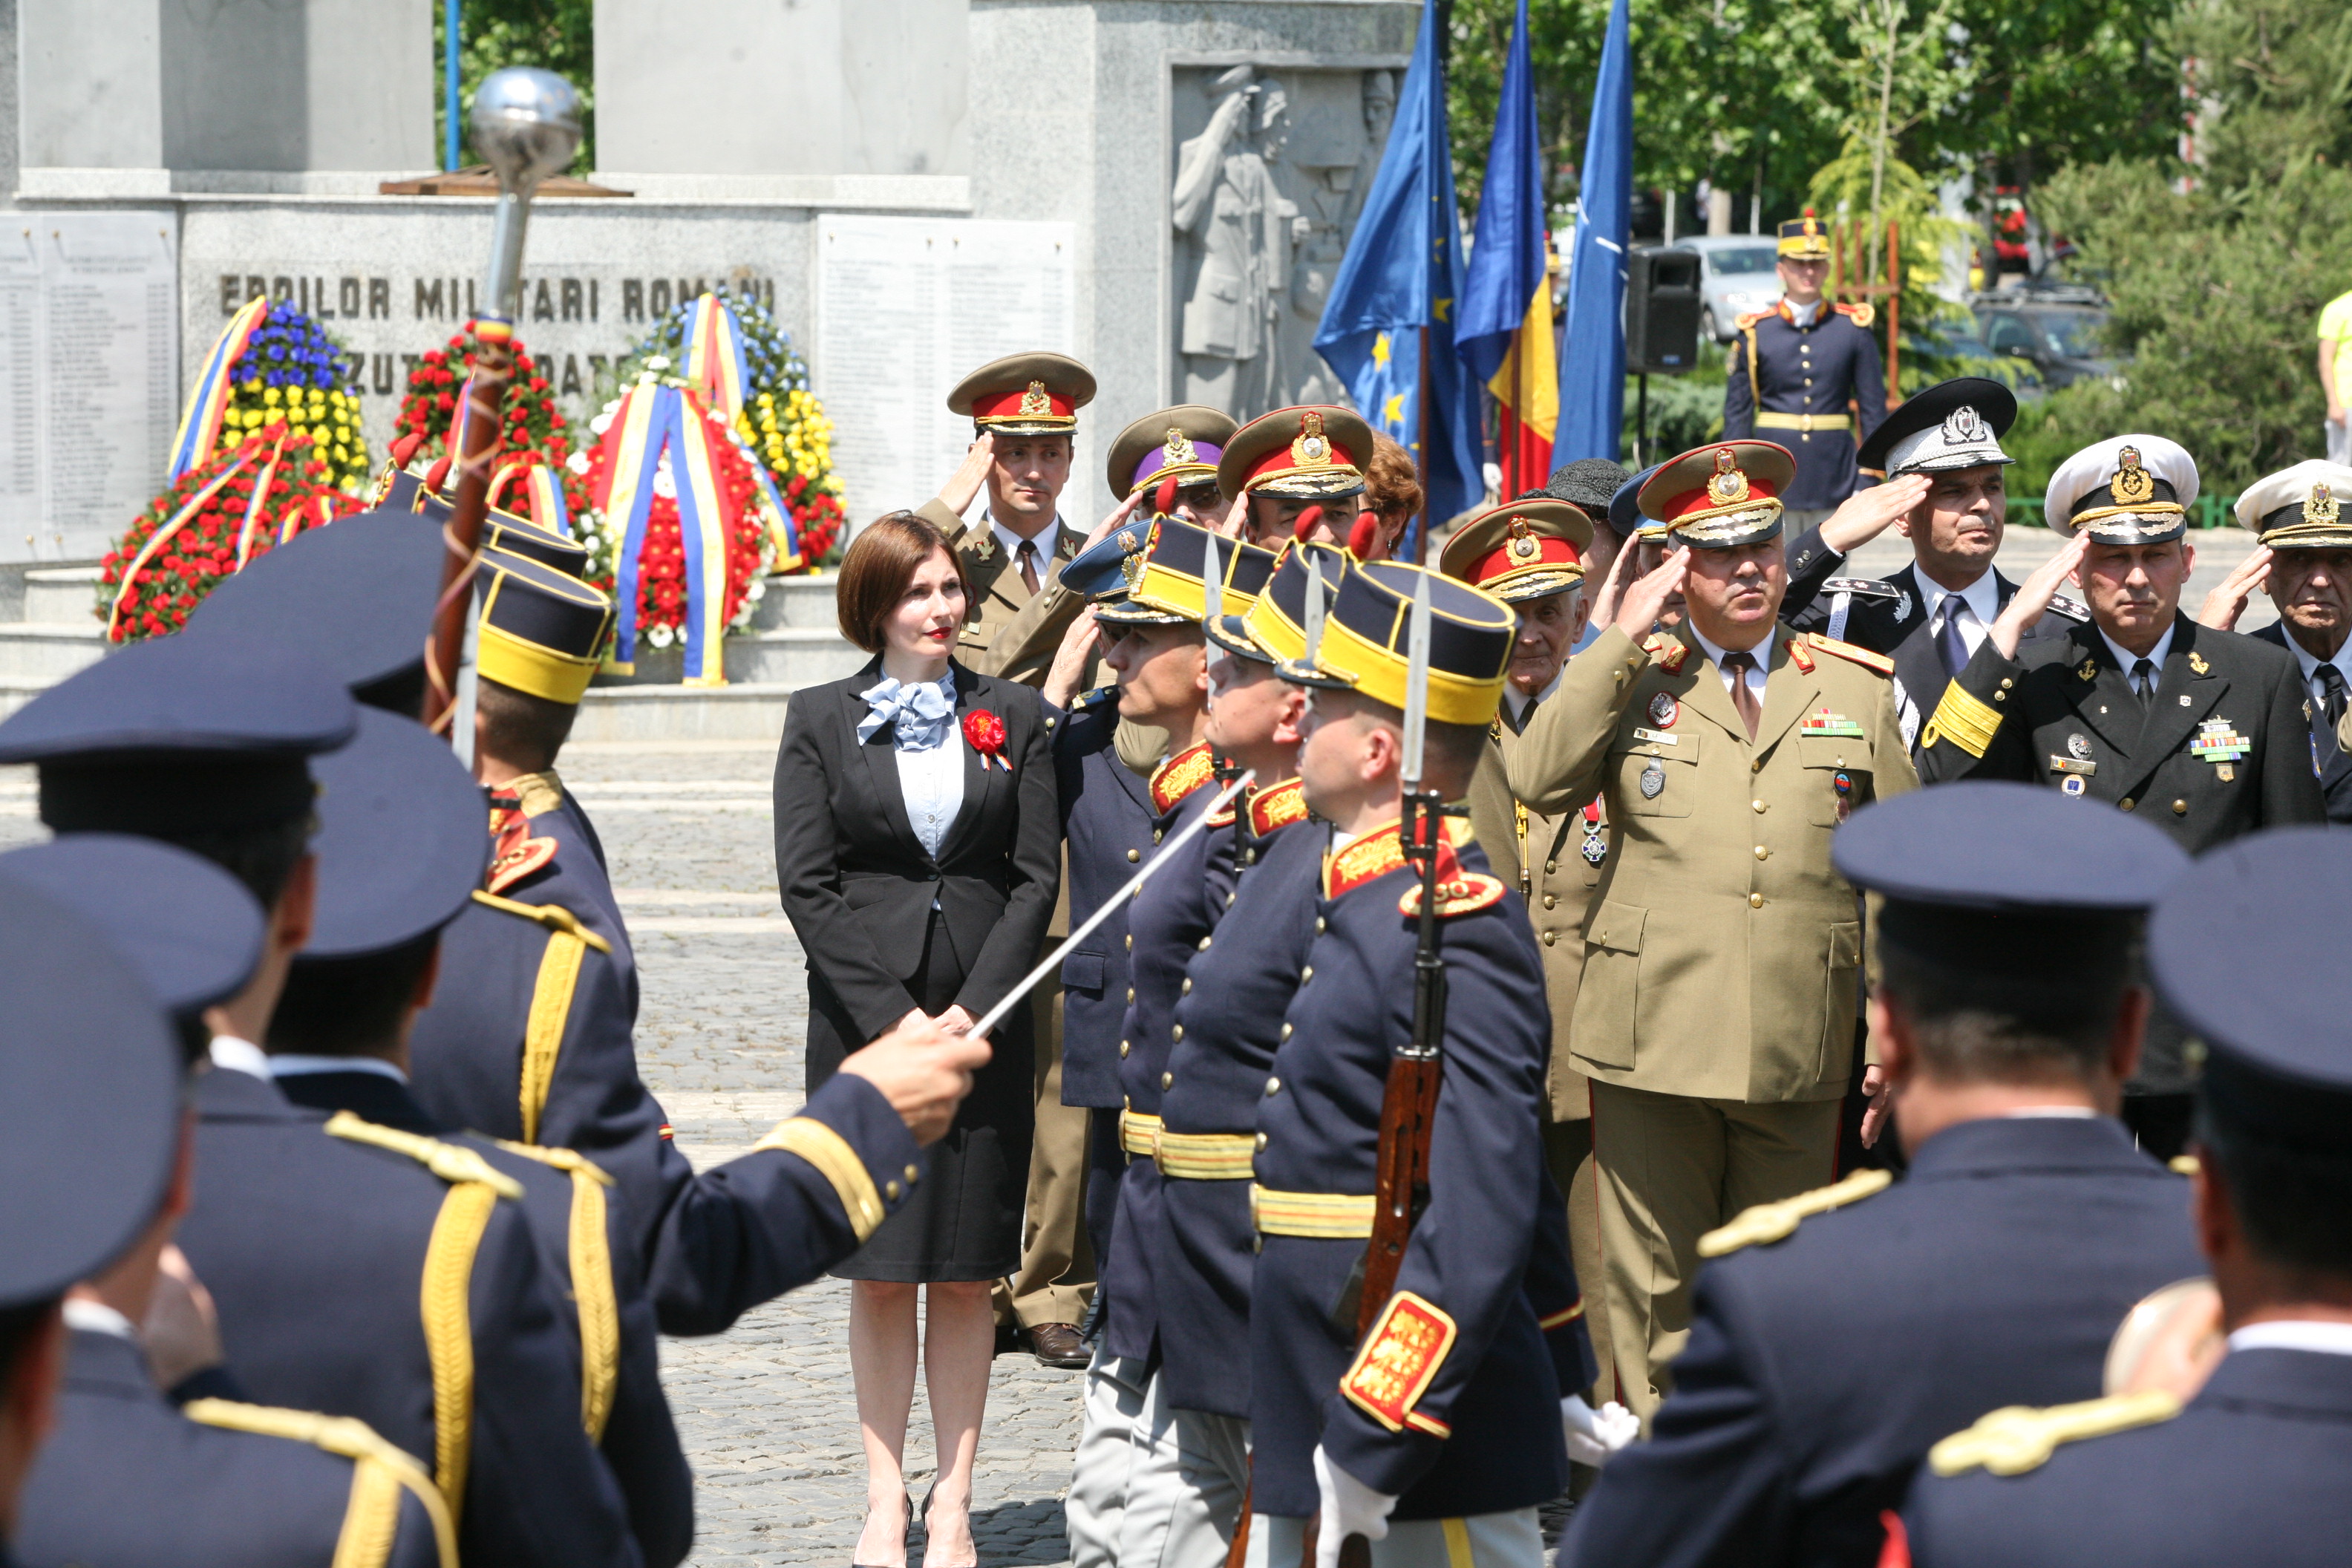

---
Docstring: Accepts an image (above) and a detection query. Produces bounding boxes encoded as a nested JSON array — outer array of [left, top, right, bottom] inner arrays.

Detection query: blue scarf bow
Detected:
[[858, 673, 957, 750]]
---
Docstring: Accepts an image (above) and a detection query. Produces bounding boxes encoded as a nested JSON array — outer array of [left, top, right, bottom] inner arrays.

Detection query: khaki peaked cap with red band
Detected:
[[1639, 440, 1798, 549], [946, 351, 1096, 435], [1217, 405, 1373, 501], [1438, 498, 1595, 604]]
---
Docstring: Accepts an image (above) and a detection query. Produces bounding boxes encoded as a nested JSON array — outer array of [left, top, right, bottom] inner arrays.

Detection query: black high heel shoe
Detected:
[[919, 1486, 977, 1568], [852, 1489, 912, 1568]]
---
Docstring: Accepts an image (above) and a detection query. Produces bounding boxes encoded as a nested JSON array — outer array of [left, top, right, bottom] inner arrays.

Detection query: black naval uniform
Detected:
[[1249, 823, 1568, 1520], [2250, 621, 2352, 822], [1052, 686, 1161, 1262], [1561, 1116, 2203, 1568], [272, 1069, 691, 1568], [1100, 742, 1242, 1364], [1915, 614, 2325, 1090], [18, 1327, 445, 1568], [1723, 304, 1886, 514], [177, 1066, 644, 1568], [1154, 778, 1322, 1420]]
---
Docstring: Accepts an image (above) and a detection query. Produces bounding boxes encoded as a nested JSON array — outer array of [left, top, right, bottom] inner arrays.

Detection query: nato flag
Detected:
[[1552, 0, 1633, 466]]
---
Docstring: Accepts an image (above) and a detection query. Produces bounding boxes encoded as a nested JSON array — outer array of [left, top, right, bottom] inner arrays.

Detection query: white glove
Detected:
[[1313, 1444, 1399, 1568], [1562, 1394, 1640, 1467]]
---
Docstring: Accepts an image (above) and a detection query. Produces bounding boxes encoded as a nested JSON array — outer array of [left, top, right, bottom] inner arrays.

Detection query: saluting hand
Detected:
[[935, 431, 999, 520], [1814, 473, 1930, 555], [2196, 545, 2272, 633], [1987, 530, 2090, 659], [1612, 546, 1690, 642], [1043, 606, 1103, 710], [1587, 525, 1642, 632], [841, 1010, 993, 1146]]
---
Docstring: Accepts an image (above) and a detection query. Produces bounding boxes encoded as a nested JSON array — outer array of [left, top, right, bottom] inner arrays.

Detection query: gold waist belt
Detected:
[[1754, 411, 1852, 432], [1118, 1108, 1163, 1157], [1251, 1184, 1376, 1238], [1154, 1130, 1255, 1181]]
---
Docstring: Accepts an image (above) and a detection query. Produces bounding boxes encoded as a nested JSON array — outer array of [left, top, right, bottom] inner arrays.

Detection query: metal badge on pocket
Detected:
[[1640, 760, 1666, 799]]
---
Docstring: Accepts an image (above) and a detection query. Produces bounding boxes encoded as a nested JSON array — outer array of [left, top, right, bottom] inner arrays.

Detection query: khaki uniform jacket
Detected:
[[1506, 623, 1917, 1104], [915, 497, 1085, 675], [1468, 716, 1600, 1123]]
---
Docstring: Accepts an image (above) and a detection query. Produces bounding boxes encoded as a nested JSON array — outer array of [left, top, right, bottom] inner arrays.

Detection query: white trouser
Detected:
[[1066, 1348, 1183, 1568], [1160, 1409, 1254, 1568], [1257, 1506, 1544, 1568]]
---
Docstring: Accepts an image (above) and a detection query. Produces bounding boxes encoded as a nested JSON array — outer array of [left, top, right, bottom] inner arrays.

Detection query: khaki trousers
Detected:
[[998, 974, 1095, 1327], [1589, 1079, 1840, 1416]]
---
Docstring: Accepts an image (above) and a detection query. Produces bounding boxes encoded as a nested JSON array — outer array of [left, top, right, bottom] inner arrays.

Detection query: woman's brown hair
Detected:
[[834, 510, 973, 653], [1364, 431, 1425, 524]]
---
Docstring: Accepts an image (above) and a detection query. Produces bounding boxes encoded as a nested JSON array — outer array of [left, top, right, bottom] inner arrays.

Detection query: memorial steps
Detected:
[[0, 564, 864, 744]]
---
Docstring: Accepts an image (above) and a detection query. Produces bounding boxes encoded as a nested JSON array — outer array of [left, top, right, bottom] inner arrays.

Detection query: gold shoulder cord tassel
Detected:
[[497, 1141, 622, 1440], [185, 1399, 458, 1568]]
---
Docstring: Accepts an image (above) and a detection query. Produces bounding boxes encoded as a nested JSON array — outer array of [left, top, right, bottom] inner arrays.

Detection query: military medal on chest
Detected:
[[1581, 800, 1607, 866], [1648, 690, 1679, 728], [1639, 759, 1666, 799], [2191, 716, 2250, 783], [1832, 770, 1855, 823], [2050, 731, 2098, 795]]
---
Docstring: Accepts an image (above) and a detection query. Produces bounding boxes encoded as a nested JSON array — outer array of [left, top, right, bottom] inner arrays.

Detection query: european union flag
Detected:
[[1552, 0, 1633, 466], [1313, 1, 1484, 550]]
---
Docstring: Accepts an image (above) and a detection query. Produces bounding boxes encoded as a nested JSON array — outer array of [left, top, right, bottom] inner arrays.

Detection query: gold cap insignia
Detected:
[[1164, 428, 1197, 466], [1707, 448, 1751, 506], [2112, 445, 2155, 506], [2307, 482, 2339, 527], [1115, 528, 1141, 553], [1507, 516, 1541, 559], [1803, 216, 1818, 237], [1290, 410, 1333, 469], [1019, 379, 1053, 416]]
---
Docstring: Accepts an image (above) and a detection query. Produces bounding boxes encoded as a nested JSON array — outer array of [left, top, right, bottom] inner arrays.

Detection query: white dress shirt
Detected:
[[207, 1036, 272, 1079], [269, 1054, 407, 1083], [2098, 621, 2177, 693], [2227, 1320, 2352, 1357], [988, 513, 1065, 581], [62, 1298, 136, 1339], [1501, 673, 1562, 733], [1785, 298, 1823, 328], [1918, 568, 2003, 662], [1688, 624, 1771, 708], [2280, 629, 2352, 710]]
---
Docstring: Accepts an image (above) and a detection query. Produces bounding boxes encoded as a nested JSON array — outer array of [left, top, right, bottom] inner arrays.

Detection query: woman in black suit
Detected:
[[773, 510, 1059, 1568]]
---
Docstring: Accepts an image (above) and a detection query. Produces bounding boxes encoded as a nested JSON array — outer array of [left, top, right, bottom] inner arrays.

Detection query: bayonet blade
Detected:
[[1401, 566, 1432, 789], [1303, 548, 1327, 669], [1201, 529, 1224, 630]]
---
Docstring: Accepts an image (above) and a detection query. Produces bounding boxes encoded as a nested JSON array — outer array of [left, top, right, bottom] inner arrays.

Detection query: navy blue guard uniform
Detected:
[[1904, 826, 2352, 1568], [2232, 461, 2352, 823], [1722, 215, 1886, 515]]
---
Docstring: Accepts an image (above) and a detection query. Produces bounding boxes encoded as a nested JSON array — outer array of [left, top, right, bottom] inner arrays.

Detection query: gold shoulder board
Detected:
[[1698, 1167, 1892, 1257]]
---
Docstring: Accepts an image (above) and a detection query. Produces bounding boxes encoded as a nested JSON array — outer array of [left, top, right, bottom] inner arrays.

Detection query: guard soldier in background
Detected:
[[1508, 441, 1916, 1415], [1215, 405, 1374, 549], [1440, 497, 1618, 1409], [917, 351, 1097, 667], [0, 881, 215, 1568], [1723, 212, 1886, 529], [1065, 517, 1244, 1568], [1255, 561, 1604, 1568], [1915, 434, 2323, 1157], [1782, 377, 2089, 750], [2198, 459, 2352, 821], [6, 839, 450, 1568], [1904, 826, 2352, 1567], [1564, 783, 2203, 1568]]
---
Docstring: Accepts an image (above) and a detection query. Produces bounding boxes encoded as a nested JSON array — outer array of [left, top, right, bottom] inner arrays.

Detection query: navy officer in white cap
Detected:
[[1915, 434, 2324, 1157]]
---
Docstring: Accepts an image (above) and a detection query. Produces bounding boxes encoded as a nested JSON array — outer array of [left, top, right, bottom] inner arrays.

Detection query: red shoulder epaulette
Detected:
[[487, 812, 558, 894], [1248, 777, 1310, 837], [1833, 301, 1875, 328], [1149, 741, 1218, 814], [1804, 632, 1895, 676], [1397, 869, 1509, 920], [1643, 631, 1690, 674], [1734, 308, 1769, 330]]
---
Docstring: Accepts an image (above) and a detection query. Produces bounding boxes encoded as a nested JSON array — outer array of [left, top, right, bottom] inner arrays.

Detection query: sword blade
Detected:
[[1303, 548, 1327, 667], [1202, 529, 1224, 630], [1401, 565, 1432, 788]]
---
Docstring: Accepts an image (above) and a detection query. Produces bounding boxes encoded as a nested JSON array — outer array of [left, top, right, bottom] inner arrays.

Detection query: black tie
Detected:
[[2132, 658, 2157, 708], [1936, 601, 1971, 679], [2320, 665, 2348, 731]]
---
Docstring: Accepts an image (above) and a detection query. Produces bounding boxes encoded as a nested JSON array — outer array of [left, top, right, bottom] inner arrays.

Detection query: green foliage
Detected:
[[1806, 140, 1975, 385], [432, 0, 596, 175]]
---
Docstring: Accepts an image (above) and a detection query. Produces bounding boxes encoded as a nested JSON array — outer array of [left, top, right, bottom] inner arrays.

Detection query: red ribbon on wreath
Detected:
[[963, 709, 1010, 771]]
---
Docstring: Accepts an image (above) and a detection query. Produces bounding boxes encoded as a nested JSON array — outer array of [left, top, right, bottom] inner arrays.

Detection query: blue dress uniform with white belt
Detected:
[[1250, 562, 1571, 1557], [1722, 213, 1886, 514], [1561, 783, 2204, 1568], [192, 523, 928, 1337], [1, 838, 449, 1568], [1902, 828, 2352, 1568]]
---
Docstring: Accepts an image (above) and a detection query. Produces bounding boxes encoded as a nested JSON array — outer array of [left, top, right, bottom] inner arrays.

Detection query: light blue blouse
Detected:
[[858, 669, 965, 860]]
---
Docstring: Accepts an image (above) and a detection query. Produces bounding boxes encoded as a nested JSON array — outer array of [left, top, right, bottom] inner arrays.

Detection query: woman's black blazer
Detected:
[[772, 657, 1061, 1043]]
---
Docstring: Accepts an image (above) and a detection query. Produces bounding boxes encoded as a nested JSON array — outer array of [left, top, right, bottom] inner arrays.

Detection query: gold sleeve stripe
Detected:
[[1698, 1167, 1893, 1257], [1250, 1185, 1377, 1238], [1538, 1301, 1586, 1330], [419, 1181, 498, 1519], [1918, 682, 2003, 759], [184, 1399, 458, 1568], [494, 1143, 621, 1440], [517, 921, 589, 1145], [754, 1115, 886, 1243]]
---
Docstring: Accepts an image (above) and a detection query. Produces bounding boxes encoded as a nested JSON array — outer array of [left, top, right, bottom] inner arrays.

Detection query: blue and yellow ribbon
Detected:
[[166, 298, 269, 482], [525, 464, 573, 538], [595, 382, 736, 682], [683, 293, 751, 424]]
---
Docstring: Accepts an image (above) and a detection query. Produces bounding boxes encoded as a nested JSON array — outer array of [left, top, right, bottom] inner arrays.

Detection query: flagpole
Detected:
[[1415, 324, 1431, 564]]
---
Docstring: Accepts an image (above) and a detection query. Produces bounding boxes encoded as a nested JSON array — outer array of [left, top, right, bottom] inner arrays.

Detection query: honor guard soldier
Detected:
[[0, 881, 236, 1567], [1564, 783, 2204, 1568], [1254, 560, 1599, 1568], [1904, 826, 2352, 1568], [0, 633, 647, 1568], [1441, 497, 1621, 1407], [263, 709, 692, 1568], [916, 351, 1096, 668], [7, 838, 452, 1568], [1507, 440, 1918, 1414], [1723, 211, 1887, 527], [1215, 405, 1375, 550], [2200, 460, 2352, 821], [1781, 377, 2088, 750], [1065, 517, 1247, 1568], [1914, 434, 2323, 1157]]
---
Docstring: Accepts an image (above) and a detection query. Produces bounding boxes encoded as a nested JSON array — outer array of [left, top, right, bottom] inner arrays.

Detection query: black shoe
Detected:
[[1021, 1321, 1091, 1368]]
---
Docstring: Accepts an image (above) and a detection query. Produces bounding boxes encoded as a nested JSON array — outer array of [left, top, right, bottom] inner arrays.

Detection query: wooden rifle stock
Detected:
[[422, 318, 513, 736]]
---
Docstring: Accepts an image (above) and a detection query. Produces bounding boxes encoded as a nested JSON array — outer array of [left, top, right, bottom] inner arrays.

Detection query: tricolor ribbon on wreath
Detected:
[[592, 379, 740, 685], [682, 291, 805, 572], [488, 457, 576, 538], [166, 296, 270, 483]]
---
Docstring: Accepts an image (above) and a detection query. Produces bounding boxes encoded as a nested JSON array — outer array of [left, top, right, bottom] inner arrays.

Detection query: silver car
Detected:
[[1667, 236, 1785, 343]]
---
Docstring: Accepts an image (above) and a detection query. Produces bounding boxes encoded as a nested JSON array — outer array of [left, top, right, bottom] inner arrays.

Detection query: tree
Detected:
[[432, 0, 597, 174]]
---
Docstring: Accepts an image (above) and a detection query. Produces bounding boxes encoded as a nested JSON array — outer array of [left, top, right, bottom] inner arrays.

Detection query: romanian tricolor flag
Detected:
[[591, 380, 739, 685], [166, 296, 269, 483], [682, 292, 753, 424], [1457, 0, 1558, 499]]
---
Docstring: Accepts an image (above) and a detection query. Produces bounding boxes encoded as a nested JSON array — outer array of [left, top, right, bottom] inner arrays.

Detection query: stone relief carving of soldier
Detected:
[[1276, 70, 1398, 408], [1173, 64, 1299, 416]]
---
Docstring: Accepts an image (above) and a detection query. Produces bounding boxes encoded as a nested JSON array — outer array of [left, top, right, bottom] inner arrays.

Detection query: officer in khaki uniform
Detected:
[[1440, 496, 1618, 1408], [1506, 441, 1917, 1415]]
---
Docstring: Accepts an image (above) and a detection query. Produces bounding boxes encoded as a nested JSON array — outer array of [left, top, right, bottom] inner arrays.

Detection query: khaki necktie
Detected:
[[1018, 538, 1041, 596], [1722, 650, 1762, 741]]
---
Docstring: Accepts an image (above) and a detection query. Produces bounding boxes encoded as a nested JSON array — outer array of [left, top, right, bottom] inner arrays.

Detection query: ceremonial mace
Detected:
[[423, 67, 582, 762]]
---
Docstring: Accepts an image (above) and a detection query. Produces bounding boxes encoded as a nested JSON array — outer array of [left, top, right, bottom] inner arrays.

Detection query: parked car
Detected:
[[1970, 295, 2115, 391], [1665, 236, 1786, 342]]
